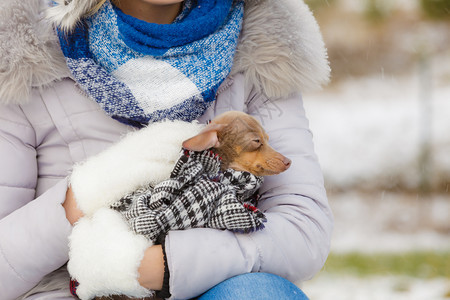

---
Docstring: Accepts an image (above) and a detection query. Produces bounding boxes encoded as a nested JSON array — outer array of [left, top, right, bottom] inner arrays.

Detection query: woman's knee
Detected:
[[197, 272, 308, 300]]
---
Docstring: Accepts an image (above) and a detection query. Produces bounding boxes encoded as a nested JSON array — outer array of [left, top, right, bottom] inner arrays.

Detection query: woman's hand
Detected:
[[63, 187, 164, 290], [138, 245, 165, 291], [62, 186, 84, 225]]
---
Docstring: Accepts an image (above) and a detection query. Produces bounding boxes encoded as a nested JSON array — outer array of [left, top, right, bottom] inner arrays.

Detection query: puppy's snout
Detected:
[[281, 156, 291, 170], [282, 157, 291, 168]]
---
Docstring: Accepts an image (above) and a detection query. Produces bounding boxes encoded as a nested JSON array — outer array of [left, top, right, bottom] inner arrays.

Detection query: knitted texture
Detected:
[[111, 150, 266, 242], [57, 0, 244, 127]]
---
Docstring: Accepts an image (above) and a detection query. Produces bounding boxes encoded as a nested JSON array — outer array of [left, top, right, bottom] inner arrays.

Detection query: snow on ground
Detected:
[[329, 192, 450, 253], [303, 51, 450, 190], [302, 274, 449, 300], [301, 51, 450, 252], [300, 191, 450, 300]]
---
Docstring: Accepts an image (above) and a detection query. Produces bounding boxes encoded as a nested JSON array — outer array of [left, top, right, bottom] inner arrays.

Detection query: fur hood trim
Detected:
[[0, 0, 69, 104], [46, 0, 99, 32], [232, 0, 330, 98], [0, 0, 329, 105]]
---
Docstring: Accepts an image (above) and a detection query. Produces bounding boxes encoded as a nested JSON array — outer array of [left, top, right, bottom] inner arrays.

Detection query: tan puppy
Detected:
[[183, 111, 291, 176], [95, 112, 290, 300]]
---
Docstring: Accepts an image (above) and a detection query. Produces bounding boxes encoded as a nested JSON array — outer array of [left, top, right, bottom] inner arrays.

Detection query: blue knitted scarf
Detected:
[[57, 0, 243, 127]]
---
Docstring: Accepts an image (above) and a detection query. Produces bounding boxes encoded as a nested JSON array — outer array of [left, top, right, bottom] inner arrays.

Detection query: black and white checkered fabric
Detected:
[[111, 150, 266, 242]]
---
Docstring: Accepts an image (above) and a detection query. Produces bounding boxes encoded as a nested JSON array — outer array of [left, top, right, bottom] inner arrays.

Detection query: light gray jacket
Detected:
[[0, 0, 333, 299]]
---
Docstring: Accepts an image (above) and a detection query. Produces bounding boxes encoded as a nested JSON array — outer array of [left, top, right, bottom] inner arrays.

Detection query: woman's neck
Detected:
[[114, 0, 183, 24]]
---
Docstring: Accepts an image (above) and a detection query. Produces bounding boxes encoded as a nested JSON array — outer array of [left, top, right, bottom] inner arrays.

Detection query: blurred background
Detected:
[[300, 0, 450, 299]]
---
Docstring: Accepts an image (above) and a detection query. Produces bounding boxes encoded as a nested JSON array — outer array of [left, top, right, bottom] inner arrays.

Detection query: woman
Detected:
[[0, 0, 333, 299]]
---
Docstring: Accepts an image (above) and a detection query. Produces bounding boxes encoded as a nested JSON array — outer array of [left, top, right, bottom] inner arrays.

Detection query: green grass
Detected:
[[421, 0, 450, 19], [321, 251, 450, 279]]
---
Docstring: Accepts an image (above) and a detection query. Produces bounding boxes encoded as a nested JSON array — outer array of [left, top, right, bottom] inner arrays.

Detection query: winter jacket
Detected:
[[0, 0, 333, 299]]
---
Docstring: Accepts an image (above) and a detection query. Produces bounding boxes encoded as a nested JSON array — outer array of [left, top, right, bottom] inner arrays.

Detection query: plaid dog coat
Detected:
[[111, 150, 266, 242]]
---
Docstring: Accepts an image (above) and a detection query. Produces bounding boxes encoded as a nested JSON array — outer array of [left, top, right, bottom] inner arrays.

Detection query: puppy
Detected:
[[183, 111, 291, 176], [93, 112, 291, 300]]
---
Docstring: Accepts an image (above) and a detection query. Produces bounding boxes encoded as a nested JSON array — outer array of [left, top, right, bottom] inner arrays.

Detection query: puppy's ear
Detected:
[[182, 124, 227, 151]]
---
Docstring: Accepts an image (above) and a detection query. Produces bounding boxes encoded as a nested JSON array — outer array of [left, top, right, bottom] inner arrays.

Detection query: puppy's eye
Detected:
[[252, 139, 262, 150]]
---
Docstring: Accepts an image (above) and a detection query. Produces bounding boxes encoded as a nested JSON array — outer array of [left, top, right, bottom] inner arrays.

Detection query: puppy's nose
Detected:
[[282, 157, 291, 168]]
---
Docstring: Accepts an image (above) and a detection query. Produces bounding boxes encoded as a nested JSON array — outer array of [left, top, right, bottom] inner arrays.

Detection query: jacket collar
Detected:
[[0, 0, 329, 105]]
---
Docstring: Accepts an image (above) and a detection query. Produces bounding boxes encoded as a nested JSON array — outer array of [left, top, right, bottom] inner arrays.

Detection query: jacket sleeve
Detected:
[[0, 104, 72, 299], [164, 91, 334, 299]]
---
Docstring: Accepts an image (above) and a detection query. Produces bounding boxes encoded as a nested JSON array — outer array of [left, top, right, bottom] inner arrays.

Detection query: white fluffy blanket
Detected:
[[68, 120, 203, 299]]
